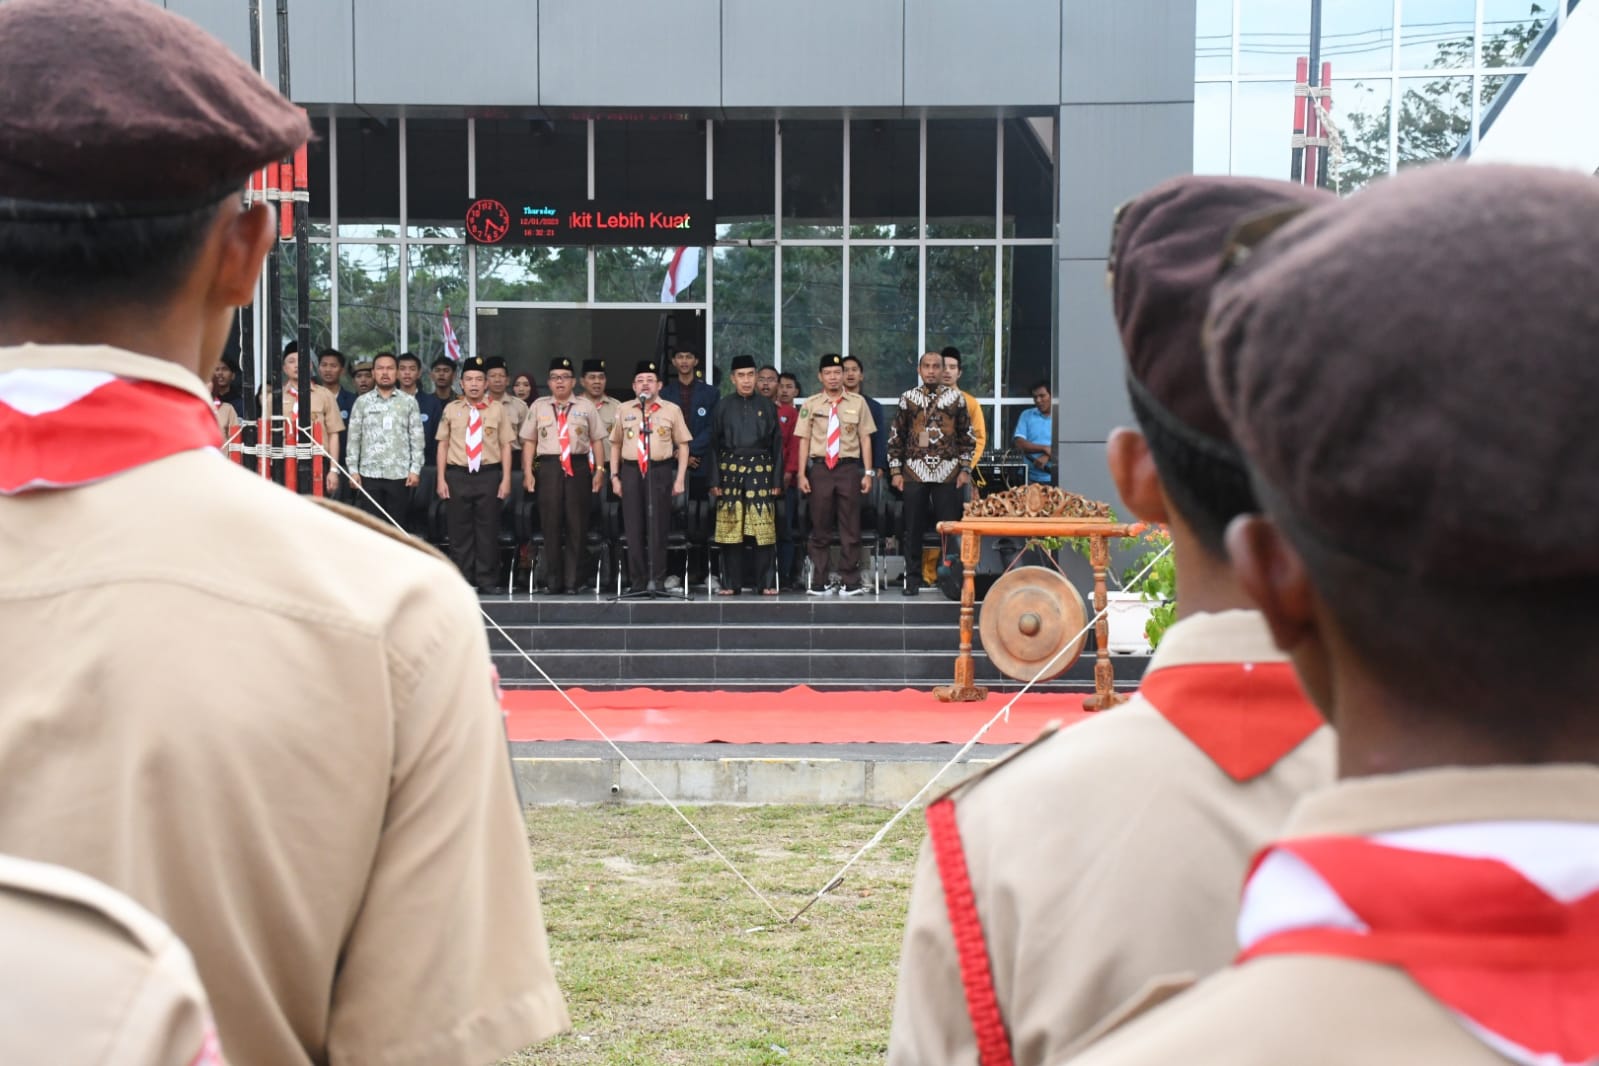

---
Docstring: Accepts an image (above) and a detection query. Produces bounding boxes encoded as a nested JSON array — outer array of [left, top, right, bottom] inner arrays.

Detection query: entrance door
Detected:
[[474, 307, 706, 396]]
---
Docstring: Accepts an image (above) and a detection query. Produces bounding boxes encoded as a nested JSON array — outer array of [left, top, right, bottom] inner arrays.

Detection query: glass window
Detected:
[[1196, 0, 1233, 75], [714, 121, 775, 239], [1481, 0, 1547, 66], [1231, 81, 1295, 180], [926, 119, 997, 239], [1001, 246, 1052, 406], [1002, 119, 1053, 239], [849, 246, 919, 395], [712, 245, 776, 367], [925, 246, 995, 400], [1238, 0, 1311, 77], [1321, 0, 1395, 73], [1397, 75, 1470, 169], [1478, 71, 1519, 141], [475, 119, 588, 202], [1194, 82, 1232, 174], [407, 244, 469, 361], [406, 118, 466, 238], [475, 246, 588, 303], [336, 243, 402, 355], [780, 246, 842, 367], [851, 118, 919, 239], [1400, 0, 1475, 68], [335, 118, 400, 238], [596, 246, 704, 304], [1330, 76, 1395, 190], [307, 115, 331, 238], [595, 120, 704, 202], [781, 120, 843, 238], [276, 244, 333, 355]]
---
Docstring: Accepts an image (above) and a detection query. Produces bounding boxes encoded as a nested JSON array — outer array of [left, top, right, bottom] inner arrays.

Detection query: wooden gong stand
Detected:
[[931, 502, 1144, 707]]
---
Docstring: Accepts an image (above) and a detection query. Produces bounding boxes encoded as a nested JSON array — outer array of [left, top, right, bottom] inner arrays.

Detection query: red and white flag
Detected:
[[660, 247, 700, 303], [442, 305, 464, 363], [0, 369, 221, 494]]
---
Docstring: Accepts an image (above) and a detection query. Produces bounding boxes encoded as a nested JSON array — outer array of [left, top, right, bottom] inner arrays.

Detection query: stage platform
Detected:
[[481, 590, 1150, 692]]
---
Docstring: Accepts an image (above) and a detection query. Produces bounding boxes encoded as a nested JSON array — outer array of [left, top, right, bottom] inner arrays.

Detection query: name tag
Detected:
[[383, 416, 394, 431]]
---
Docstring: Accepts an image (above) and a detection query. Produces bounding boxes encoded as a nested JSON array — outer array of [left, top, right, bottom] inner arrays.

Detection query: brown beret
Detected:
[[0, 0, 309, 220], [1207, 163, 1599, 585], [1110, 175, 1334, 443]]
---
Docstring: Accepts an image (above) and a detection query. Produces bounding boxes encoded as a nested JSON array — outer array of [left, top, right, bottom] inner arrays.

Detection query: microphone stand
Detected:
[[612, 390, 687, 602]]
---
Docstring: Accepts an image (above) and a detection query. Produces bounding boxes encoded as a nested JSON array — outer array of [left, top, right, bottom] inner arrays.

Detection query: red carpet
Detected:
[[503, 686, 1095, 744]]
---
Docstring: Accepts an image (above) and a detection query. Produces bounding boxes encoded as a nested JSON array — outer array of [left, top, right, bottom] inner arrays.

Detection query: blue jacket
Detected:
[[861, 393, 887, 472], [669, 377, 719, 474]]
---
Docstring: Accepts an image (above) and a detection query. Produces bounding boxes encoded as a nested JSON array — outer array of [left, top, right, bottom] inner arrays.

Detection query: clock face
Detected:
[[466, 198, 511, 244]]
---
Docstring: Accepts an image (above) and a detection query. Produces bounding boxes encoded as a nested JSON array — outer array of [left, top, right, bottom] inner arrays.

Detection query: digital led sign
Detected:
[[464, 197, 715, 246]]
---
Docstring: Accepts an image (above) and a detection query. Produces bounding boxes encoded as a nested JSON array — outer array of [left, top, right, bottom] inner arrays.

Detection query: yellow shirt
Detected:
[[962, 390, 986, 468]]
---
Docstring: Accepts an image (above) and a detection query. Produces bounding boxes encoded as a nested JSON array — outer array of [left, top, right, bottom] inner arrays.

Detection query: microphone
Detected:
[[638, 388, 652, 402]]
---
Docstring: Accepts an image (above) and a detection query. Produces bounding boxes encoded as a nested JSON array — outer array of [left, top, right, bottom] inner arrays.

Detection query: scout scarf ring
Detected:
[[0, 368, 221, 494]]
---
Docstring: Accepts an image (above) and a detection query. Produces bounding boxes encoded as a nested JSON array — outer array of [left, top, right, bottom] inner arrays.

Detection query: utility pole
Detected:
[[1307, 0, 1325, 188], [243, 0, 262, 417], [277, 0, 314, 490]]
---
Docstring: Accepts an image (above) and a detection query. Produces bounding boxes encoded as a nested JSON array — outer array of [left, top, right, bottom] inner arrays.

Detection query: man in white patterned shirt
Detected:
[[346, 352, 424, 525]]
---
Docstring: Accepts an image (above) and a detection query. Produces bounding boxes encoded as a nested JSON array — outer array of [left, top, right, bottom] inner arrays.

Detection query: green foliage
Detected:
[[1336, 6, 1547, 192], [1122, 527, 1177, 650]]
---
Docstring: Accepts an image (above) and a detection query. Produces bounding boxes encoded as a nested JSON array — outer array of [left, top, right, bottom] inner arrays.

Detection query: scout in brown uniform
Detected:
[[582, 357, 623, 475], [888, 351, 973, 595], [522, 356, 604, 594], [795, 352, 876, 595], [485, 355, 529, 453], [0, 853, 221, 1065], [0, 7, 569, 1062], [609, 359, 690, 593], [1061, 165, 1599, 1066], [268, 348, 344, 492], [888, 176, 1337, 1066], [438, 355, 513, 593]]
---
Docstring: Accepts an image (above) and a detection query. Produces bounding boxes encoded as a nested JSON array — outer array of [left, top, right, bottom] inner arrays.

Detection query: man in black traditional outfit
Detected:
[[709, 355, 783, 595]]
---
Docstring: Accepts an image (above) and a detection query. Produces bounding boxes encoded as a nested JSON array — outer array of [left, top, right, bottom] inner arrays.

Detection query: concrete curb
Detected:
[[514, 755, 999, 806]]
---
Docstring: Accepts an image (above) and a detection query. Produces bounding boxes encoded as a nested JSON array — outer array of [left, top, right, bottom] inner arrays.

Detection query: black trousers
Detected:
[[535, 454, 592, 592], [807, 458, 863, 587], [357, 476, 409, 527], [445, 465, 503, 588], [620, 463, 674, 586], [723, 541, 775, 592], [902, 479, 960, 588]]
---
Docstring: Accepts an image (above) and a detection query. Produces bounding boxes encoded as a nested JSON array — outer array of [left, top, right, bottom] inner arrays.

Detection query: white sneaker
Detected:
[[707, 575, 720, 593], [665, 575, 682, 590]]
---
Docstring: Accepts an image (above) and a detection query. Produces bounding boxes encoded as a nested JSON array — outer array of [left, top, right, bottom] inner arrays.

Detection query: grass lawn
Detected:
[[503, 804, 924, 1065]]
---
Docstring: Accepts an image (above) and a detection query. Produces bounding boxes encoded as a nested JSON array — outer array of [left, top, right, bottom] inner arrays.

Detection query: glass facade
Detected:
[[1195, 0, 1559, 191], [300, 115, 1055, 433]]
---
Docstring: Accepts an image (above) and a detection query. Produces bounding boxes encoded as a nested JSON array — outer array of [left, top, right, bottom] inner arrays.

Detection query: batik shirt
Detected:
[[888, 384, 975, 484], [346, 389, 425, 479]]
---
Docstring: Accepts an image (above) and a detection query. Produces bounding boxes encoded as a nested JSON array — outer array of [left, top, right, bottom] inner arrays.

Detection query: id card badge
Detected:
[[383, 415, 395, 431]]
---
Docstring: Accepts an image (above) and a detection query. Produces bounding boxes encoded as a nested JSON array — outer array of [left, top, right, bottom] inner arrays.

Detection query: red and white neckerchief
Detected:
[[465, 401, 486, 472], [556, 402, 573, 476], [188, 1024, 224, 1066], [285, 384, 299, 416], [1138, 659, 1323, 782], [825, 399, 842, 469], [0, 368, 221, 495], [1237, 823, 1599, 1066], [638, 402, 658, 476]]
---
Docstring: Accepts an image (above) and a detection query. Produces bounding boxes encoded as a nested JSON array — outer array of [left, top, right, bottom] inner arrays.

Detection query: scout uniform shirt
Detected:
[[438, 396, 511, 466], [795, 391, 876, 460], [0, 853, 220, 1066], [610, 396, 693, 464], [523, 395, 604, 459], [0, 344, 569, 1066], [1060, 764, 1599, 1066], [591, 395, 622, 467], [267, 380, 344, 443], [212, 395, 239, 441], [888, 610, 1334, 1066], [498, 392, 530, 451]]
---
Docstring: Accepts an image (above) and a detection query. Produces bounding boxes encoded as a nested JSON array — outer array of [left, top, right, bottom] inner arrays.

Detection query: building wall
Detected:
[[160, 0, 1195, 505]]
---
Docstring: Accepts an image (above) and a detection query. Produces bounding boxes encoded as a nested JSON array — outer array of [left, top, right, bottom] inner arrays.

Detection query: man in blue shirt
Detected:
[[1012, 380, 1054, 484], [669, 349, 718, 586]]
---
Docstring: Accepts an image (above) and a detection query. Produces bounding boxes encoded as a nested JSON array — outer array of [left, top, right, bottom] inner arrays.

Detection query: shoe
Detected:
[[547, 587, 567, 596], [839, 583, 866, 597], [806, 585, 830, 596], [646, 580, 663, 594], [664, 575, 682, 590], [902, 580, 920, 597]]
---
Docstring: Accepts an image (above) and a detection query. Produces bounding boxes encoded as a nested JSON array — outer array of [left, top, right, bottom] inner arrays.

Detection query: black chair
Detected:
[[515, 492, 544, 595]]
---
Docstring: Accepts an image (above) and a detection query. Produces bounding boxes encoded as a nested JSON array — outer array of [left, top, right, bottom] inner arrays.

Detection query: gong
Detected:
[[979, 566, 1089, 682]]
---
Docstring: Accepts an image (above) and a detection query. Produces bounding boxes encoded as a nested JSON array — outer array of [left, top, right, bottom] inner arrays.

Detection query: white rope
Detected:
[[786, 539, 1175, 923], [291, 423, 789, 922]]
